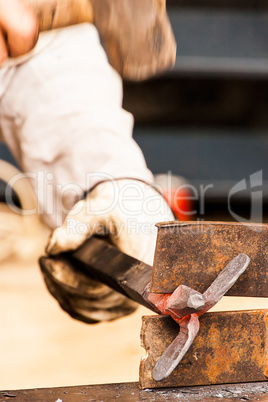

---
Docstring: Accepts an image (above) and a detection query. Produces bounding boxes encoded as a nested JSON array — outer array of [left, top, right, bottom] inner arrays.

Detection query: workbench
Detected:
[[1, 382, 268, 401]]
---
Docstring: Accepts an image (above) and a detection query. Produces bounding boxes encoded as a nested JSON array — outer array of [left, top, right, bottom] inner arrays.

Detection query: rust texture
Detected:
[[139, 310, 268, 389], [151, 221, 268, 295]]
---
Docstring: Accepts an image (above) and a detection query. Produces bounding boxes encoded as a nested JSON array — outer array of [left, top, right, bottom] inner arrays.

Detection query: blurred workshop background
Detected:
[[0, 0, 268, 390], [128, 0, 268, 222]]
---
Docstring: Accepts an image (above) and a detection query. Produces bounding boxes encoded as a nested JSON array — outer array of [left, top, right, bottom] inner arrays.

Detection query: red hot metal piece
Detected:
[[152, 313, 200, 381], [148, 253, 250, 381]]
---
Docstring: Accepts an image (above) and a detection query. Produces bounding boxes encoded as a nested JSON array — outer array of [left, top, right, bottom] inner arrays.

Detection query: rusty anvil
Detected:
[[40, 221, 268, 387]]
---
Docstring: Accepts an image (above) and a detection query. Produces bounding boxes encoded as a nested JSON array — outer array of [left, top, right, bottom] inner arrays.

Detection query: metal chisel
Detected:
[[39, 235, 250, 380]]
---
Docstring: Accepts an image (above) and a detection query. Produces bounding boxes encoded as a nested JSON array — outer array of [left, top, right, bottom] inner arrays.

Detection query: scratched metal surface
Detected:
[[140, 312, 268, 389], [151, 221, 268, 296], [2, 381, 268, 401]]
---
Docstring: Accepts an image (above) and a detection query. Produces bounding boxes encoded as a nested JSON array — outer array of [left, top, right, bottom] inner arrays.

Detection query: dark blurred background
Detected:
[[127, 0, 268, 221], [1, 0, 268, 221]]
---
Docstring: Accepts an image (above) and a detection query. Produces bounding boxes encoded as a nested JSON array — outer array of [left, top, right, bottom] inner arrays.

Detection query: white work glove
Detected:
[[43, 179, 174, 323]]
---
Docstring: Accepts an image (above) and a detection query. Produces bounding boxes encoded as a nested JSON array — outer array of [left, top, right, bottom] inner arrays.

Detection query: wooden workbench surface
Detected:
[[1, 382, 268, 401]]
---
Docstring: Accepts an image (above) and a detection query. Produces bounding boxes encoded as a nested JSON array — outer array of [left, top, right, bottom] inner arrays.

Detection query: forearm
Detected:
[[0, 24, 154, 228]]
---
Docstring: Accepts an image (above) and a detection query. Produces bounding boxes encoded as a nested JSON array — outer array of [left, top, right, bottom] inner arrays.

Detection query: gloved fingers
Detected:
[[46, 180, 118, 255], [46, 224, 88, 255], [40, 255, 138, 324], [46, 179, 175, 261], [43, 274, 137, 324], [108, 183, 175, 265], [40, 256, 112, 298], [42, 179, 174, 323], [70, 297, 138, 323], [46, 198, 108, 255], [42, 273, 99, 324], [0, 0, 39, 59]]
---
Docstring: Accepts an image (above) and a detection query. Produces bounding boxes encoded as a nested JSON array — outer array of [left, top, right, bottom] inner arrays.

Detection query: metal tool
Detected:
[[148, 253, 250, 381], [22, 0, 176, 81], [40, 236, 250, 381]]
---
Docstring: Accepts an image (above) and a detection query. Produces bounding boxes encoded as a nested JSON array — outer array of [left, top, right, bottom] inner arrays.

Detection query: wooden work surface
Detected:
[[1, 381, 268, 401]]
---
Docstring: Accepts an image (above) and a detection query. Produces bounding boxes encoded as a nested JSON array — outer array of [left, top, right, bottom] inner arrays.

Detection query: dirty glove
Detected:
[[44, 179, 174, 323]]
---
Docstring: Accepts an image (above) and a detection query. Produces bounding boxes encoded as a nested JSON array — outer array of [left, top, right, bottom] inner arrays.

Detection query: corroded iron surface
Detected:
[[151, 221, 268, 295], [140, 310, 268, 389]]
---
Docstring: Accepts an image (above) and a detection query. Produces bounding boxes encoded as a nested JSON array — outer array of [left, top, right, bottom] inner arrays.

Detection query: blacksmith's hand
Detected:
[[47, 179, 174, 265], [0, 0, 38, 63], [43, 180, 174, 323]]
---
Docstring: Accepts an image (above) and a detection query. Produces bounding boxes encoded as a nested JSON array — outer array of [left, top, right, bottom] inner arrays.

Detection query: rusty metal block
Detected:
[[139, 310, 268, 389], [151, 222, 268, 296]]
